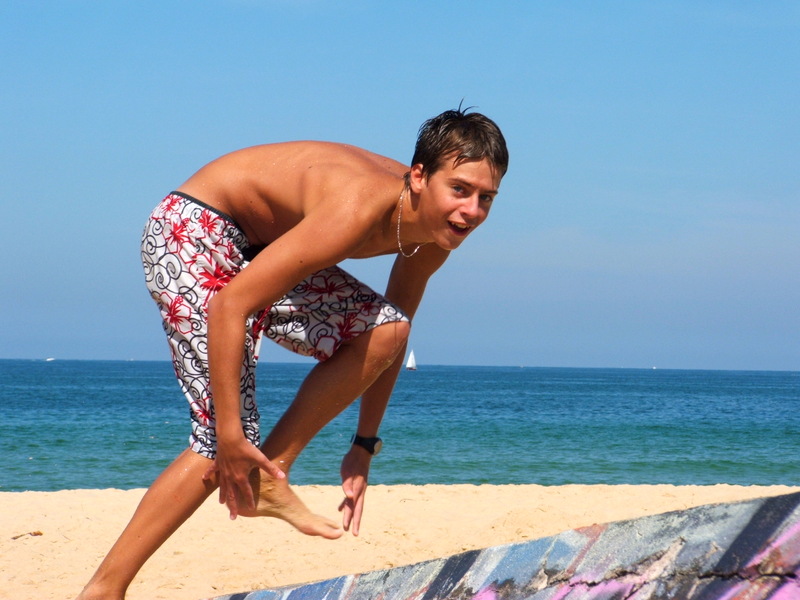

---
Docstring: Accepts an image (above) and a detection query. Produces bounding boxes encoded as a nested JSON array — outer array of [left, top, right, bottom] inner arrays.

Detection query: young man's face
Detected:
[[411, 155, 501, 251]]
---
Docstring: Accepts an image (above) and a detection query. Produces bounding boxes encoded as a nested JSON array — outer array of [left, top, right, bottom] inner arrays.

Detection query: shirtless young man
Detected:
[[77, 108, 508, 600]]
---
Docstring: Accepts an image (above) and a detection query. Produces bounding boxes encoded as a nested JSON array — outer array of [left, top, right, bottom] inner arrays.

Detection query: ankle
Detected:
[[77, 574, 126, 600]]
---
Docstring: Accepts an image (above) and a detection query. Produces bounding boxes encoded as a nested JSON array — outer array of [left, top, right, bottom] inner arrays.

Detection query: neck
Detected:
[[396, 178, 424, 258]]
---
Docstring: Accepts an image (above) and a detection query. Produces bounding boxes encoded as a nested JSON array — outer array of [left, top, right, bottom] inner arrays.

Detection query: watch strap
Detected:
[[351, 434, 382, 455]]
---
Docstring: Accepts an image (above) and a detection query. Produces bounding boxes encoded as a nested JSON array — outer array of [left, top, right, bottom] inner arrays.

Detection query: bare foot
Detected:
[[240, 469, 343, 539]]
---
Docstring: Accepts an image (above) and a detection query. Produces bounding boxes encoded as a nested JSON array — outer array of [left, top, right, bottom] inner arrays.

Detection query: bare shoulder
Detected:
[[182, 141, 404, 196], [222, 142, 403, 205], [214, 141, 404, 177]]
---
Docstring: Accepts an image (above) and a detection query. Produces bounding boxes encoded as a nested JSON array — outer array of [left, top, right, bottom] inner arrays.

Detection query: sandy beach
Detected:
[[2, 484, 797, 600]]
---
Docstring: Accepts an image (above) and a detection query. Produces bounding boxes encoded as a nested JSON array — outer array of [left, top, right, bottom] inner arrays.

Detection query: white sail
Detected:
[[406, 349, 417, 370]]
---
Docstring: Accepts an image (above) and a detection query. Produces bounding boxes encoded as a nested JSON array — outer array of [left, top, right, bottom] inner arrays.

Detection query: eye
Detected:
[[480, 194, 495, 204]]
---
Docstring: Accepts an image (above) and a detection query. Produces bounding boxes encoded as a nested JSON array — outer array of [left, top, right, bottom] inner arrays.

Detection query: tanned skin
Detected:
[[77, 140, 501, 600]]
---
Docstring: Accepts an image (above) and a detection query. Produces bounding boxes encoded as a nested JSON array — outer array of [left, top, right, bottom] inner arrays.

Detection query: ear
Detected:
[[408, 163, 426, 193]]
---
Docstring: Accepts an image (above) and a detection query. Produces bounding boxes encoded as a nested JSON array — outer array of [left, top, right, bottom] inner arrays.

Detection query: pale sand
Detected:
[[2, 484, 798, 600]]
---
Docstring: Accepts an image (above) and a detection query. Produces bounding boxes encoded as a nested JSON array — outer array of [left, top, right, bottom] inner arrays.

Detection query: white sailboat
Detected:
[[405, 349, 417, 371]]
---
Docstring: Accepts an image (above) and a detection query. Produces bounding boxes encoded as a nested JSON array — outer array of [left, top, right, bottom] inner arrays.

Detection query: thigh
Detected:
[[258, 265, 410, 361], [141, 193, 264, 457]]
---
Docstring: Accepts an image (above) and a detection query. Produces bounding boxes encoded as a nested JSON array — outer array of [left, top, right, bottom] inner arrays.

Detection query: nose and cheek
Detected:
[[457, 195, 490, 226]]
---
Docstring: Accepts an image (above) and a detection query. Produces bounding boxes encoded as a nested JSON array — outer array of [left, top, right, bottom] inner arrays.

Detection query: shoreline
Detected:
[[3, 484, 797, 600]]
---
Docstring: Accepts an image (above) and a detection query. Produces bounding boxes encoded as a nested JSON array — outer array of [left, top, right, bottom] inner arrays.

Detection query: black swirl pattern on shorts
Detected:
[[142, 193, 260, 457]]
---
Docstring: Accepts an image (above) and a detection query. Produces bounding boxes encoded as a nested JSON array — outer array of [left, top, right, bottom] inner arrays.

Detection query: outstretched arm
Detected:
[[340, 245, 449, 534], [205, 205, 371, 519]]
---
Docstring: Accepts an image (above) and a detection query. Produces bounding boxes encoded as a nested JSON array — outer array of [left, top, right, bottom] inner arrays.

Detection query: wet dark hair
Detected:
[[411, 106, 509, 180]]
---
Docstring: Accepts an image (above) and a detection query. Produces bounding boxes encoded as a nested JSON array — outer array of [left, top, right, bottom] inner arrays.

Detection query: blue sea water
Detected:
[[1, 359, 798, 492]]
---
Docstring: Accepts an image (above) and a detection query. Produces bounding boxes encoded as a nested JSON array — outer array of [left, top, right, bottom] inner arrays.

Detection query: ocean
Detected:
[[2, 359, 798, 492]]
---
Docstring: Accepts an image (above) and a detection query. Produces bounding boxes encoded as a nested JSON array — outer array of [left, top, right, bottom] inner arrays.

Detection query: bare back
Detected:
[[178, 141, 408, 255]]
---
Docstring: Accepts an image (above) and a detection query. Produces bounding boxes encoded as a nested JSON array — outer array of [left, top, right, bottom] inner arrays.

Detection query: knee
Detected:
[[384, 319, 411, 350], [374, 319, 410, 354], [359, 320, 411, 368]]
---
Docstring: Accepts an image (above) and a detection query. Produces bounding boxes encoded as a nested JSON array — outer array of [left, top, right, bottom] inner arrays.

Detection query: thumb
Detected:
[[256, 453, 286, 480], [342, 476, 355, 499]]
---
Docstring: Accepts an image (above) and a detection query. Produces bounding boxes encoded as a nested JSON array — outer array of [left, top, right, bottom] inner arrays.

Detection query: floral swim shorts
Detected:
[[141, 192, 409, 458]]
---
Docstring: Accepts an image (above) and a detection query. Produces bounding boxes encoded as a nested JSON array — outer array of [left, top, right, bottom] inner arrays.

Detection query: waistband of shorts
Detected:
[[167, 191, 265, 260], [169, 191, 246, 233]]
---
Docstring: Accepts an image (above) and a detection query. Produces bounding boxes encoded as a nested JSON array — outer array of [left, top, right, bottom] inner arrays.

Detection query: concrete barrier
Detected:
[[209, 491, 800, 600]]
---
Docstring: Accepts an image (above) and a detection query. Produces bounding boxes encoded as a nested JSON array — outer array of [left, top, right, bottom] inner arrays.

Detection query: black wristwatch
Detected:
[[351, 434, 383, 456]]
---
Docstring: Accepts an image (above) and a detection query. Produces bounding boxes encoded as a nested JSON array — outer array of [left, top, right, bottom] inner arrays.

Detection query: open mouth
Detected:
[[448, 221, 471, 236]]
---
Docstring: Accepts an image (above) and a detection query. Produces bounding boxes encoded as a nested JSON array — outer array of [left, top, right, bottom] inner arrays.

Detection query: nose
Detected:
[[460, 194, 485, 224]]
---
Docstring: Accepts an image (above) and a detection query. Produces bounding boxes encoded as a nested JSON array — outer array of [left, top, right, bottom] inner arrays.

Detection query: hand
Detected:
[[339, 446, 371, 536], [203, 436, 285, 520]]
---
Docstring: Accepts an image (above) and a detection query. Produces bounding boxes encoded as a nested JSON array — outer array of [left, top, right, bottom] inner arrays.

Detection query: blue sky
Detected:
[[1, 1, 797, 370]]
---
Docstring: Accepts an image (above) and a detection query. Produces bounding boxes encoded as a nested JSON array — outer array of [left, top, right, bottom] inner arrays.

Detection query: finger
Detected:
[[344, 472, 359, 496], [236, 473, 257, 511], [217, 477, 229, 505], [226, 487, 240, 520], [351, 486, 366, 536], [341, 499, 353, 531], [202, 461, 219, 482], [339, 481, 354, 530], [248, 446, 286, 481]]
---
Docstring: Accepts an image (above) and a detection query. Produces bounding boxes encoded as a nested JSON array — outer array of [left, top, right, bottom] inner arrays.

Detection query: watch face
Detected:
[[372, 439, 383, 456]]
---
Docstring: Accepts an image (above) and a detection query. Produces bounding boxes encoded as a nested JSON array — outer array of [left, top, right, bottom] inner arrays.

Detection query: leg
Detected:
[[241, 320, 409, 517], [77, 443, 345, 600], [76, 449, 215, 600], [265, 320, 410, 467], [79, 198, 345, 599], [80, 197, 238, 599]]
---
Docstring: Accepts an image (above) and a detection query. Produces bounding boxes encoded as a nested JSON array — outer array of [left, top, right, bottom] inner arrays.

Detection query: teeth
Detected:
[[450, 221, 469, 231]]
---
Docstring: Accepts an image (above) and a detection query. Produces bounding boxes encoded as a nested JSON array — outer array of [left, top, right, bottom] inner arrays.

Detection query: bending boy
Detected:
[[78, 108, 508, 600]]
